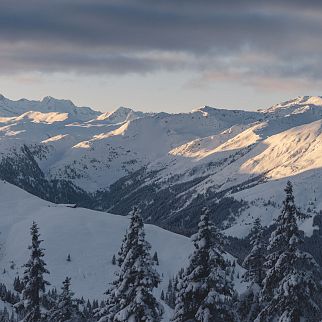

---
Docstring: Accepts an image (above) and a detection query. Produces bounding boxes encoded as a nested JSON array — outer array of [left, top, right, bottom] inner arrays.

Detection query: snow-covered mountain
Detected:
[[0, 94, 322, 239], [94, 106, 154, 124], [0, 95, 101, 121]]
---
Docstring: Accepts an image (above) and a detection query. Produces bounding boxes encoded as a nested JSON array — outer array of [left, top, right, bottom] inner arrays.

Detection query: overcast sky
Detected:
[[1, 0, 322, 113]]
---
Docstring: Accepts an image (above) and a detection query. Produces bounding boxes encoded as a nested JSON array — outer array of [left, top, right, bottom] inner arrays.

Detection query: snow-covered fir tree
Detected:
[[116, 229, 128, 267], [47, 277, 82, 322], [243, 218, 265, 286], [238, 218, 265, 322], [165, 278, 176, 309], [172, 208, 237, 322], [256, 181, 322, 322], [13, 276, 24, 294], [165, 269, 184, 309], [97, 207, 164, 322], [15, 222, 50, 322]]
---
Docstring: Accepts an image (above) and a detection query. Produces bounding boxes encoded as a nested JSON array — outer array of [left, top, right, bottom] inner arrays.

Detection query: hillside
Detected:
[[0, 179, 248, 321], [0, 180, 193, 301]]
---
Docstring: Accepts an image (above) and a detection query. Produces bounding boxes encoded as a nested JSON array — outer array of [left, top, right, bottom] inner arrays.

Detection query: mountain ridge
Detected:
[[0, 94, 322, 240]]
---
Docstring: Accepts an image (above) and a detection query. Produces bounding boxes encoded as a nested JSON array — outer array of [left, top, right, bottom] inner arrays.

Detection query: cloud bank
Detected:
[[1, 0, 322, 89]]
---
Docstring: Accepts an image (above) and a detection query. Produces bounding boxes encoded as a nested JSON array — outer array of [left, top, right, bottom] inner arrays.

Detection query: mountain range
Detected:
[[0, 94, 322, 241]]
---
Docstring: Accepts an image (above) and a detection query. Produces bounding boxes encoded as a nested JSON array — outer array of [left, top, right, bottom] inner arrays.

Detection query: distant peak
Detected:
[[42, 96, 74, 106], [277, 96, 322, 107], [42, 96, 54, 102], [260, 96, 322, 119], [265, 95, 322, 113], [112, 106, 134, 113], [299, 96, 322, 105], [192, 105, 215, 113]]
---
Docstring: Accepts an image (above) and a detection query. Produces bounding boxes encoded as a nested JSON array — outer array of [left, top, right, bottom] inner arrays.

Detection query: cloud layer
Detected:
[[1, 0, 322, 88]]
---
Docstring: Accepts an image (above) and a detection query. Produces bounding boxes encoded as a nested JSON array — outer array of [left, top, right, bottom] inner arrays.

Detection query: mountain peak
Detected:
[[264, 96, 322, 116], [41, 96, 75, 106], [298, 95, 322, 106], [272, 95, 322, 108], [95, 106, 153, 124], [0, 95, 100, 121], [112, 106, 134, 114]]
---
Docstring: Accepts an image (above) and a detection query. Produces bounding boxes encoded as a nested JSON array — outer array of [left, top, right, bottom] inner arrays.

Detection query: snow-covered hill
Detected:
[[0, 180, 192, 301], [0, 94, 322, 238], [0, 179, 248, 320]]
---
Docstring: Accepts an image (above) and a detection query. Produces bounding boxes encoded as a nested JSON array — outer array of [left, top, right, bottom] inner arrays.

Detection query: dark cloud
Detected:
[[1, 0, 321, 52], [1, 0, 322, 85]]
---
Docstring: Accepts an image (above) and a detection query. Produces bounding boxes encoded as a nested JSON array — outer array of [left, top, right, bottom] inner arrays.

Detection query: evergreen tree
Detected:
[[165, 278, 176, 309], [97, 208, 164, 322], [15, 222, 50, 322], [238, 218, 265, 322], [243, 218, 265, 286], [82, 299, 93, 320], [116, 229, 128, 267], [153, 251, 159, 266], [13, 276, 24, 294], [172, 208, 237, 322], [160, 290, 165, 301], [47, 277, 81, 322], [111, 255, 116, 266], [256, 181, 322, 322]]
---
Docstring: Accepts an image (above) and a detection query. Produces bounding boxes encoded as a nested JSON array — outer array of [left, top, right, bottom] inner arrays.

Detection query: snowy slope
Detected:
[[0, 180, 247, 321], [0, 180, 192, 302]]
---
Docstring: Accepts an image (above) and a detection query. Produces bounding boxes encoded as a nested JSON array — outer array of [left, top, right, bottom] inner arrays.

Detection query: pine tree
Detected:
[[160, 290, 165, 301], [165, 278, 176, 309], [243, 218, 265, 286], [153, 251, 159, 265], [47, 277, 81, 322], [15, 222, 50, 322], [172, 208, 237, 322], [83, 299, 93, 320], [238, 218, 265, 322], [13, 276, 24, 294], [116, 229, 128, 267], [256, 181, 322, 322], [97, 207, 164, 322], [111, 255, 116, 266]]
